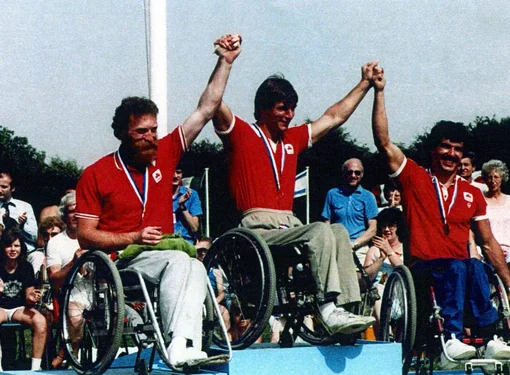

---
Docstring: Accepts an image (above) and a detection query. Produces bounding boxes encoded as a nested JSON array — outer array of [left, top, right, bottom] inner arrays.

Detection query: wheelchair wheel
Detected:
[[203, 228, 276, 349], [60, 251, 125, 375], [488, 271, 510, 338], [379, 265, 417, 375], [202, 290, 214, 351]]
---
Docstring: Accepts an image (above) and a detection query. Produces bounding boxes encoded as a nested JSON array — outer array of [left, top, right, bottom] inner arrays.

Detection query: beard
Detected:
[[123, 138, 159, 167]]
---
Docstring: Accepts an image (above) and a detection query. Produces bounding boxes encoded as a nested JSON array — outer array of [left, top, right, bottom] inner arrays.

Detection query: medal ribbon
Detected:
[[430, 173, 458, 234], [252, 123, 286, 191], [116, 151, 148, 220]]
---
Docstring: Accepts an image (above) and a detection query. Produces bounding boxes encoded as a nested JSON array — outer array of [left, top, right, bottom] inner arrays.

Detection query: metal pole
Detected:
[[149, 0, 168, 137], [205, 168, 210, 237], [306, 166, 310, 224]]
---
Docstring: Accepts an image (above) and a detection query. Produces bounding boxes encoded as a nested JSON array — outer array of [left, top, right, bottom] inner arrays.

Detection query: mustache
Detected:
[[136, 141, 158, 152], [441, 154, 459, 163]]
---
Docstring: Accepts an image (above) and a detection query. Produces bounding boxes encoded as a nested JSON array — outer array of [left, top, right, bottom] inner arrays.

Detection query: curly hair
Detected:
[[0, 228, 28, 263], [427, 121, 470, 152], [481, 159, 509, 183], [111, 97, 159, 140]]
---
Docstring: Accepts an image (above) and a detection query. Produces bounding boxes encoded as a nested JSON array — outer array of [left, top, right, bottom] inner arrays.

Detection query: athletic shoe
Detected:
[[485, 335, 510, 360], [440, 334, 476, 369], [321, 306, 375, 335]]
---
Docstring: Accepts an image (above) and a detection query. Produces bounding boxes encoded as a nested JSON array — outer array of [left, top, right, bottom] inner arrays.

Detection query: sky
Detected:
[[1, 1, 509, 168]]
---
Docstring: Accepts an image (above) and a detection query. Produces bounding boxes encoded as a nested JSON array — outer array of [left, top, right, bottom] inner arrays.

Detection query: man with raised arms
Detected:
[[75, 34, 241, 369], [212, 63, 380, 335]]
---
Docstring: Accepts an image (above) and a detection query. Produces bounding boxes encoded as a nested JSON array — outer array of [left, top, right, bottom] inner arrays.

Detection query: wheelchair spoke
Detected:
[[61, 251, 124, 375], [379, 265, 416, 375], [204, 228, 276, 350]]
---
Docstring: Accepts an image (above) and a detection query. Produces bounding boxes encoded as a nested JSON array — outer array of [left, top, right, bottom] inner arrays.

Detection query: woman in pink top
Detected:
[[482, 159, 510, 263]]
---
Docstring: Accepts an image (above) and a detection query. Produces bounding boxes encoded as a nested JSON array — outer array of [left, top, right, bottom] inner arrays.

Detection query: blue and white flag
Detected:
[[294, 169, 308, 198]]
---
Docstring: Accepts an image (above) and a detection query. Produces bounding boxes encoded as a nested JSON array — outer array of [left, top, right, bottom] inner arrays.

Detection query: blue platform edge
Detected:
[[112, 340, 402, 375], [0, 341, 489, 374]]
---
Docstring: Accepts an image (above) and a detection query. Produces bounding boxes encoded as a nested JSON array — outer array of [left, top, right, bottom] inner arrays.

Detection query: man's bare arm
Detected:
[[180, 210, 200, 233], [353, 218, 377, 248], [77, 218, 162, 252], [310, 61, 378, 143], [47, 248, 87, 290], [371, 68, 405, 174], [475, 219, 510, 288], [213, 100, 234, 133], [182, 34, 242, 145]]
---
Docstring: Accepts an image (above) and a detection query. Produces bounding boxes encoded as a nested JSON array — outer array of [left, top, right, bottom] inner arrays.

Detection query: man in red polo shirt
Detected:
[[212, 63, 380, 335], [370, 67, 510, 365], [75, 34, 241, 369]]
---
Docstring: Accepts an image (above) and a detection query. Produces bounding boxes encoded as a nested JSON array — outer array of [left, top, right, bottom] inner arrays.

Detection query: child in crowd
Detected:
[[0, 228, 47, 371]]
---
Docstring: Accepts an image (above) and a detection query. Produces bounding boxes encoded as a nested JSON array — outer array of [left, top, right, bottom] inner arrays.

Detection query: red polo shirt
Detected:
[[76, 127, 186, 234], [217, 116, 311, 213], [394, 158, 487, 261]]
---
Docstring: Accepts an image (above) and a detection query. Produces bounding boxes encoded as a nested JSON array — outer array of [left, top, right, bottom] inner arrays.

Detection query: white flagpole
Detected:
[[306, 166, 310, 224], [205, 168, 210, 237], [148, 0, 168, 137]]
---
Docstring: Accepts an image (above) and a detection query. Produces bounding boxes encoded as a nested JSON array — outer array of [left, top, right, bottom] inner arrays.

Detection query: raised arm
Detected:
[[371, 67, 405, 174], [181, 34, 242, 145], [310, 61, 378, 143]]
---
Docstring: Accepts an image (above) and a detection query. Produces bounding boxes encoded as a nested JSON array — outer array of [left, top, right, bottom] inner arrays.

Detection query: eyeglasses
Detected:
[[345, 170, 362, 176]]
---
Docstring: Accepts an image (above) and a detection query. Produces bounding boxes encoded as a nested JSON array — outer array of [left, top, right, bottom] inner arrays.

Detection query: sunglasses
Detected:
[[345, 170, 362, 176]]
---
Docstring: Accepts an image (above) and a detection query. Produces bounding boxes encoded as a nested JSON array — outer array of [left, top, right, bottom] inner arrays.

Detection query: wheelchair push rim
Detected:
[[60, 250, 125, 375], [203, 227, 276, 350], [379, 265, 417, 375]]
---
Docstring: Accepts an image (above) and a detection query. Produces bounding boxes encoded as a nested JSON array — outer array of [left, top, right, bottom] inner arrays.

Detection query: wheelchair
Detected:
[[202, 227, 379, 350], [59, 250, 232, 375], [379, 264, 510, 375]]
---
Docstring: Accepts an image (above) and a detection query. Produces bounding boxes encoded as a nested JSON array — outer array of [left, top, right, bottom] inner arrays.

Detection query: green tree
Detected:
[[0, 126, 81, 215]]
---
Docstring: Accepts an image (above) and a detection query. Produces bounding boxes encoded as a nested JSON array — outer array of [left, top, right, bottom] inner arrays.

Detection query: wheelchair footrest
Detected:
[[183, 353, 230, 368]]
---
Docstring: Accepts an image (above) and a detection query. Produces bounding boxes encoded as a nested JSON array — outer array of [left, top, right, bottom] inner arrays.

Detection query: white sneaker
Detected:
[[444, 334, 476, 360], [320, 305, 375, 335], [440, 334, 476, 370], [485, 335, 510, 360]]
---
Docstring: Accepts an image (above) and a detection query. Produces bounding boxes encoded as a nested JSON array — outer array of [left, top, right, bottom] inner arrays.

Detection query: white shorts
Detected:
[[2, 306, 25, 322]]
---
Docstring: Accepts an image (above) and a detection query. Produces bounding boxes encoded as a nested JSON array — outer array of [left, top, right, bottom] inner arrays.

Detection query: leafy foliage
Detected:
[[0, 126, 81, 215]]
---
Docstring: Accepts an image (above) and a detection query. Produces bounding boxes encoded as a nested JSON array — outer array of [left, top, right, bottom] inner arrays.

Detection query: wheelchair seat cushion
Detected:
[[118, 234, 197, 260]]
